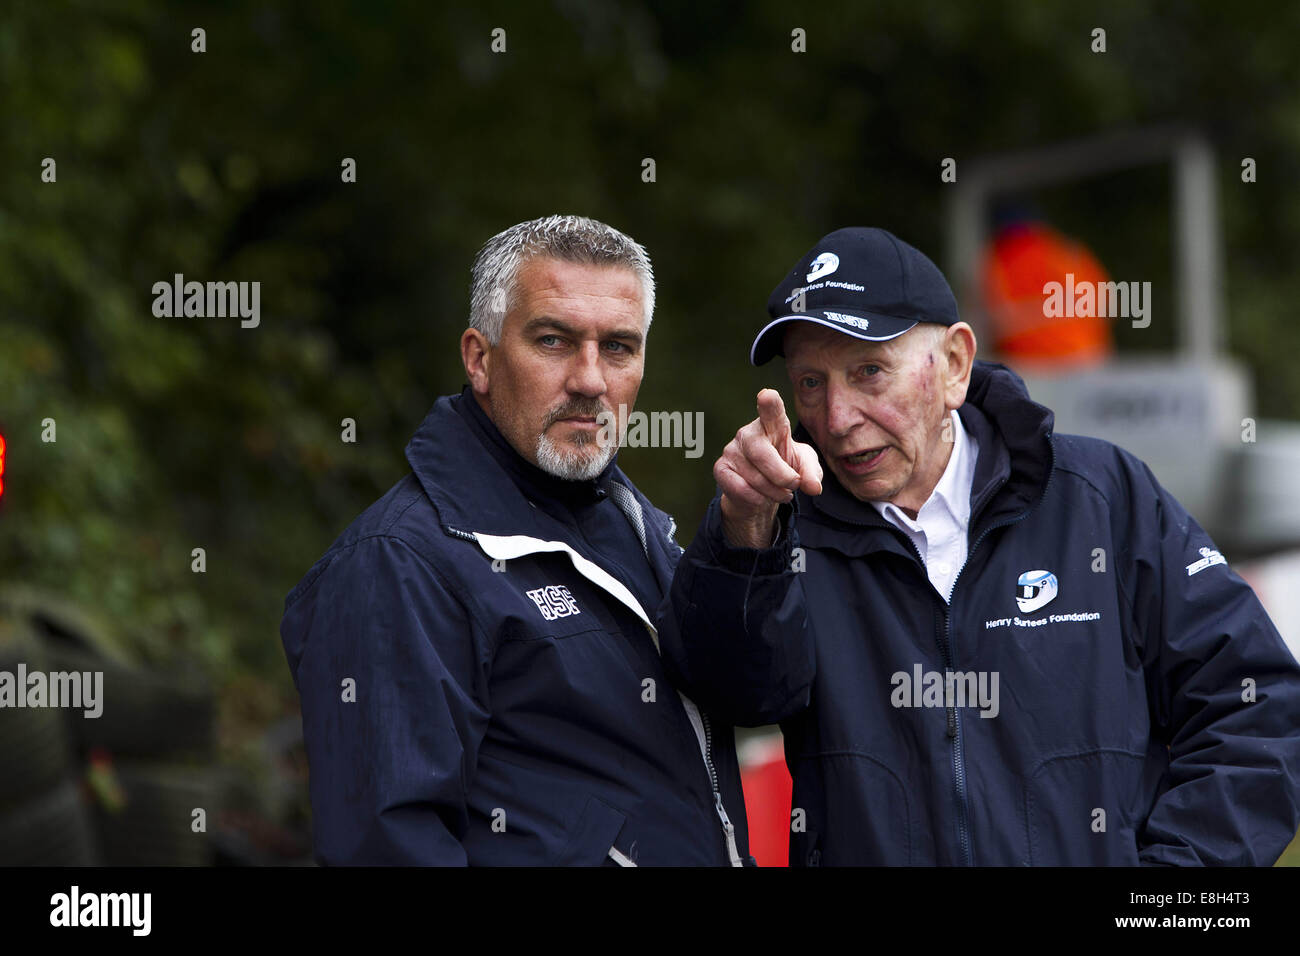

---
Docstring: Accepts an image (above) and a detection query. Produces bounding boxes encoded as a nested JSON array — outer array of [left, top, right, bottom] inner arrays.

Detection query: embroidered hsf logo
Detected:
[[526, 585, 581, 621]]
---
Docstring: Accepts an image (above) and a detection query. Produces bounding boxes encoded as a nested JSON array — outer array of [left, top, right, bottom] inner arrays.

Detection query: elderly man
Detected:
[[281, 215, 752, 865], [660, 226, 1300, 865]]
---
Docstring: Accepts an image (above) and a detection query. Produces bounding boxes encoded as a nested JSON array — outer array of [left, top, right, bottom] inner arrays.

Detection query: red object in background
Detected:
[[0, 432, 6, 499], [981, 221, 1115, 370], [739, 734, 793, 867]]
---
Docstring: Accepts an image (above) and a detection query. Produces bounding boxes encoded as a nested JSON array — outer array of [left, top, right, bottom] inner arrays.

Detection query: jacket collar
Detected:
[[455, 385, 619, 510], [404, 388, 680, 587], [795, 360, 1054, 555]]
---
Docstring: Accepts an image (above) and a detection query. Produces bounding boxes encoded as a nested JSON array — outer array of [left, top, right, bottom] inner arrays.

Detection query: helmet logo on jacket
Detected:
[[1015, 570, 1058, 613], [526, 585, 581, 621]]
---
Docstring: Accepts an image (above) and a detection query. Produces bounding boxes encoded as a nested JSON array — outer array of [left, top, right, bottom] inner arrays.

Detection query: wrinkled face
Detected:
[[784, 322, 964, 509], [479, 257, 646, 480]]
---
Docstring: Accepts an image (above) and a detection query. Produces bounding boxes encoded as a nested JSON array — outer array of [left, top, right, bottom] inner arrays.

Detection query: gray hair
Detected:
[[469, 214, 655, 344]]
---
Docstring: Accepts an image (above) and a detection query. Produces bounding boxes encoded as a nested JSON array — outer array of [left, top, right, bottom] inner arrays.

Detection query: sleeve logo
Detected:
[[1185, 547, 1226, 576]]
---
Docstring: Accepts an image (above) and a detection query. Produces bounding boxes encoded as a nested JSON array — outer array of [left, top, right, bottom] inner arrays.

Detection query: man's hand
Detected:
[[714, 388, 823, 549]]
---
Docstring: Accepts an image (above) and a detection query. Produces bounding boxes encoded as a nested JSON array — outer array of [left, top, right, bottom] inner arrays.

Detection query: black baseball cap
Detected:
[[750, 227, 961, 365]]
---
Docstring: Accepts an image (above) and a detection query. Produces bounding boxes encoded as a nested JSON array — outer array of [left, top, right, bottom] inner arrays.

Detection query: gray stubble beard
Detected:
[[535, 427, 617, 480]]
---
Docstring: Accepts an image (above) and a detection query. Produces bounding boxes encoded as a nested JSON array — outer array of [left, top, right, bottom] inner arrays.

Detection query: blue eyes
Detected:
[[538, 336, 631, 353]]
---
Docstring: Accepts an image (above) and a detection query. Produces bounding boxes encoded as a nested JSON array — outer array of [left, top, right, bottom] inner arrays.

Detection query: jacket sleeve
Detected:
[[656, 492, 815, 727], [1119, 456, 1300, 865], [281, 535, 491, 865]]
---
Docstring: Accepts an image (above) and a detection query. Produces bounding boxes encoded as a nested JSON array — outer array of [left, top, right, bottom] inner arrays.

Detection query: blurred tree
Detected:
[[1, 0, 1298, 749]]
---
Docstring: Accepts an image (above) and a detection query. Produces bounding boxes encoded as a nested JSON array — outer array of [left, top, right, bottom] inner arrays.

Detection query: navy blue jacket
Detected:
[[661, 361, 1300, 865], [280, 389, 752, 865]]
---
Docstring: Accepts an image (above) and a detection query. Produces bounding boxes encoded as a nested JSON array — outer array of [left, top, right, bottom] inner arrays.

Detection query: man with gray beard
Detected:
[[280, 215, 756, 865]]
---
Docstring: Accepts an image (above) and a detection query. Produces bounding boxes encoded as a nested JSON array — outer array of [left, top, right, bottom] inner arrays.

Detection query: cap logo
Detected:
[[806, 252, 840, 282]]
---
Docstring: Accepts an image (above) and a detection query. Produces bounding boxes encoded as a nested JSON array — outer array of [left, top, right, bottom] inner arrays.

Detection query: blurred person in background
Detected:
[[981, 204, 1115, 371]]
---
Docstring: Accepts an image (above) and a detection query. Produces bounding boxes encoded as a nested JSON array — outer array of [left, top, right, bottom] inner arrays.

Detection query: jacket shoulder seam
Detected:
[[1048, 441, 1117, 507], [1049, 441, 1142, 636], [284, 476, 428, 609], [284, 526, 470, 615], [375, 479, 428, 535]]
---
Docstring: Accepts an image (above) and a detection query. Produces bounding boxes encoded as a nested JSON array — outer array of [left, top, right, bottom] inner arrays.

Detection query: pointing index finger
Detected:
[[756, 387, 798, 476], [757, 388, 791, 443]]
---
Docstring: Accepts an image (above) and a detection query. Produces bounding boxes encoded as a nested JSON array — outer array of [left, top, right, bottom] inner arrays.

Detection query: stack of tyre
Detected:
[[0, 605, 97, 864], [0, 587, 216, 865]]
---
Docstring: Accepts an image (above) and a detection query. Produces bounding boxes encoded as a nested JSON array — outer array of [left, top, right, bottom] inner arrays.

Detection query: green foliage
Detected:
[[2, 0, 1298, 740]]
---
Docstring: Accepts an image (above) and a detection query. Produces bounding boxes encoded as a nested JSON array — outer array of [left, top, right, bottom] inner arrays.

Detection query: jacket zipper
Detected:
[[700, 711, 742, 865], [941, 490, 1011, 868], [885, 436, 1057, 867], [939, 606, 973, 867], [940, 438, 1059, 866], [896, 530, 977, 867]]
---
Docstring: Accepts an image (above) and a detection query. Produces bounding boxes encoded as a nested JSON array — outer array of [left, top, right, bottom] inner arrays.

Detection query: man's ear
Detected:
[[942, 322, 977, 410], [461, 328, 492, 396]]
